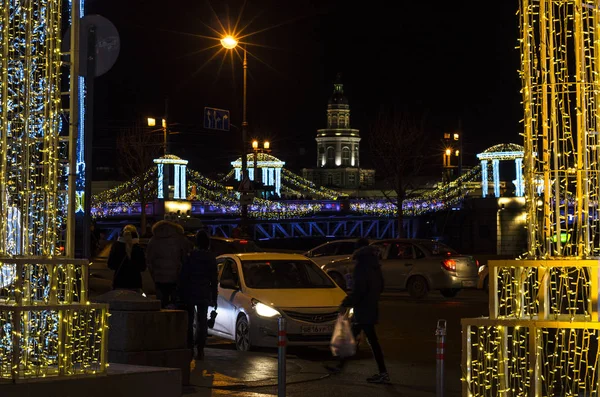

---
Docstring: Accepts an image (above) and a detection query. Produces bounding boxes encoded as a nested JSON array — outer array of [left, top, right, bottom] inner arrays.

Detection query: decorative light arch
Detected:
[[231, 153, 285, 195], [154, 154, 189, 200], [476, 143, 524, 198]]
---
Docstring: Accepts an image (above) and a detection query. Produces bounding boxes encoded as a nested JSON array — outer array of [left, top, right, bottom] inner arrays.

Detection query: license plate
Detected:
[[301, 325, 333, 335], [462, 280, 476, 287]]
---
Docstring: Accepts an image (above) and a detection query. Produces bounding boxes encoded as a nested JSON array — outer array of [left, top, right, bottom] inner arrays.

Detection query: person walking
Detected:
[[179, 230, 218, 360], [107, 224, 146, 292], [328, 238, 389, 384], [146, 220, 192, 308]]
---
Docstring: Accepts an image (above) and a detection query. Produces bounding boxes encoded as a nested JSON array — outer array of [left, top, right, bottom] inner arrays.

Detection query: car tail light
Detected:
[[476, 259, 480, 266], [442, 259, 456, 272], [239, 240, 248, 244]]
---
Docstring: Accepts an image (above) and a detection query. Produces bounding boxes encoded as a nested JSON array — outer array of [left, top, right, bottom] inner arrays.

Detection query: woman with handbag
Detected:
[[107, 224, 146, 292]]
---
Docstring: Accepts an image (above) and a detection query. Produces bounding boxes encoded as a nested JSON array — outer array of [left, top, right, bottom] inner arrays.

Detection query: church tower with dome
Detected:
[[302, 74, 375, 190]]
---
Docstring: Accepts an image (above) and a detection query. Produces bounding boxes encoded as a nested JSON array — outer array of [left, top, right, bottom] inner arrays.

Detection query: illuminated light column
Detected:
[[515, 158, 524, 197], [180, 164, 187, 199], [157, 164, 165, 199], [269, 168, 275, 186], [235, 168, 241, 181], [480, 160, 488, 198], [275, 168, 282, 195], [0, 0, 108, 381], [462, 3, 600, 395], [174, 165, 181, 199], [492, 159, 500, 198]]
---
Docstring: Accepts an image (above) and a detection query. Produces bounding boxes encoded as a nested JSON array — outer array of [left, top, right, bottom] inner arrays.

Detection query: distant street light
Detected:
[[147, 99, 170, 156], [221, 34, 251, 231]]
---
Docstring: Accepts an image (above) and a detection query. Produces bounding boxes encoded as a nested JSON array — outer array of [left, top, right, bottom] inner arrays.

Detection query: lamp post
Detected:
[[147, 98, 169, 156], [221, 35, 250, 229], [252, 140, 270, 185]]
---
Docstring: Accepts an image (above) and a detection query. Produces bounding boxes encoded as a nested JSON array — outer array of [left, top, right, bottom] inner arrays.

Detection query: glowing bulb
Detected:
[[221, 35, 238, 49]]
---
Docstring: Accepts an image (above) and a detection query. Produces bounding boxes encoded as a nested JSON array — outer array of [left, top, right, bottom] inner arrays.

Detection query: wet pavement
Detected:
[[180, 289, 489, 396], [183, 344, 463, 396]]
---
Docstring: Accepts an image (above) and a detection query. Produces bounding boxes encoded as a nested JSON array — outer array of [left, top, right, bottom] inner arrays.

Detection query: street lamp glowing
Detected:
[[263, 141, 270, 150], [221, 35, 238, 49], [252, 140, 259, 150], [445, 149, 452, 156], [147, 117, 156, 127]]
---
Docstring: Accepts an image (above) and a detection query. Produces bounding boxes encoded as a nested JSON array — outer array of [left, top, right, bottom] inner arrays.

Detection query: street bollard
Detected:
[[435, 319, 447, 397], [278, 316, 287, 397]]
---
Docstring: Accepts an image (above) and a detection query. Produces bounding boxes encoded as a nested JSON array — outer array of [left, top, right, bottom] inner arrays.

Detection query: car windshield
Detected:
[[418, 241, 458, 256], [241, 260, 336, 289]]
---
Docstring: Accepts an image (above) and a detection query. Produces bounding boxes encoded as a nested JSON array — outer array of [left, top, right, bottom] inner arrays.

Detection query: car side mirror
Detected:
[[220, 278, 239, 290]]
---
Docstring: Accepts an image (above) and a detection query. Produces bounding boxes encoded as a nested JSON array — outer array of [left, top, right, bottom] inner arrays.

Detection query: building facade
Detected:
[[302, 75, 375, 189]]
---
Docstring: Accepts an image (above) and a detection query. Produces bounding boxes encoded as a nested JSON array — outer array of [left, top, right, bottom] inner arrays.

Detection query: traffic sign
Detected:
[[204, 107, 230, 131], [238, 176, 253, 193]]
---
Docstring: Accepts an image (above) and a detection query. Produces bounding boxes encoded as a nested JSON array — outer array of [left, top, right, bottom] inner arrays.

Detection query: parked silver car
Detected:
[[321, 239, 479, 298], [303, 239, 368, 287]]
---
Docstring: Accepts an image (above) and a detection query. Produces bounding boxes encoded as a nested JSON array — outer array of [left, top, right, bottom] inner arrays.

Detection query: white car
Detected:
[[208, 252, 347, 351]]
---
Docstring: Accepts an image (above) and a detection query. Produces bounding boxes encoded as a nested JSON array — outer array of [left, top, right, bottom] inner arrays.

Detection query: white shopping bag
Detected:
[[330, 313, 356, 358]]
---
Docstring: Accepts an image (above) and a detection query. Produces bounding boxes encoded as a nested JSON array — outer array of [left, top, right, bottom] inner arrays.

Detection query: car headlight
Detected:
[[478, 265, 485, 274], [349, 308, 354, 316], [252, 299, 280, 318]]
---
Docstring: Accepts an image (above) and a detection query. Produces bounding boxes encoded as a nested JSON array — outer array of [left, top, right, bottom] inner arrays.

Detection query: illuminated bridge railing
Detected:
[[0, 258, 108, 382]]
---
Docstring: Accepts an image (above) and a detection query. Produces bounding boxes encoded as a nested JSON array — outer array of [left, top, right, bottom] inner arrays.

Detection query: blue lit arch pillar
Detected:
[[480, 160, 489, 198], [515, 157, 524, 197], [492, 159, 500, 198]]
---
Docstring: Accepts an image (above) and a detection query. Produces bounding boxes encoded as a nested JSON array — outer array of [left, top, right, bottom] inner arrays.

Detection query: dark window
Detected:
[[326, 147, 335, 166], [219, 259, 239, 286], [418, 241, 458, 256], [342, 147, 350, 166], [336, 241, 357, 255], [312, 243, 338, 257], [241, 260, 335, 289], [387, 243, 414, 260]]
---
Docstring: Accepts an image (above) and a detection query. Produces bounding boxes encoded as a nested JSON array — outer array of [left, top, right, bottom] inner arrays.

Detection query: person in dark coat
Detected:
[[146, 220, 192, 308], [328, 238, 389, 384], [179, 230, 218, 360], [107, 224, 146, 291]]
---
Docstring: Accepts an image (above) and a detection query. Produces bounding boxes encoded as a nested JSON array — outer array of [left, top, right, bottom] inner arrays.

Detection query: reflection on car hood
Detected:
[[247, 288, 346, 309]]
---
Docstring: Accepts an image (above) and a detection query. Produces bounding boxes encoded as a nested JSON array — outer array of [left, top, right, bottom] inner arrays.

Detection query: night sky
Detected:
[[87, 0, 521, 178]]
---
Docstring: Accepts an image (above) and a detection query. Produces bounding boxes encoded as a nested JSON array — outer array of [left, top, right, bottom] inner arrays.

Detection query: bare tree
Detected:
[[369, 106, 429, 238], [117, 123, 162, 235]]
